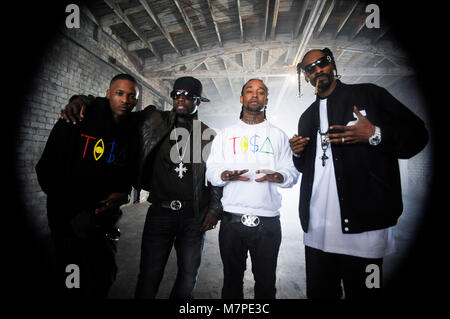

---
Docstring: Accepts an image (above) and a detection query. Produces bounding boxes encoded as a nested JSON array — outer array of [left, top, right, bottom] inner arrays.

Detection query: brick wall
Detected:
[[390, 77, 433, 201], [15, 12, 169, 236]]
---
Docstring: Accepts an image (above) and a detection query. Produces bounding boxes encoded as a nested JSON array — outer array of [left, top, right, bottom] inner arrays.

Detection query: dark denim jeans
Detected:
[[219, 212, 282, 299], [135, 204, 205, 299], [52, 232, 118, 298], [305, 246, 384, 299]]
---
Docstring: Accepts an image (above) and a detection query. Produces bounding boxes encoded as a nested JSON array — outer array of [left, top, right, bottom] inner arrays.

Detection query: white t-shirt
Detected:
[[303, 98, 395, 259], [206, 120, 299, 217]]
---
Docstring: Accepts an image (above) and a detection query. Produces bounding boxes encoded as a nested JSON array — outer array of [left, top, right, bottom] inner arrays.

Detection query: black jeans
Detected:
[[305, 246, 384, 299], [52, 232, 118, 298], [49, 207, 121, 298], [135, 204, 205, 299], [219, 212, 282, 299]]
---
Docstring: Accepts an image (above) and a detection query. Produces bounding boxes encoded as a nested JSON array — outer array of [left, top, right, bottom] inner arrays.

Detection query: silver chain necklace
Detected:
[[173, 126, 191, 179], [318, 128, 329, 167]]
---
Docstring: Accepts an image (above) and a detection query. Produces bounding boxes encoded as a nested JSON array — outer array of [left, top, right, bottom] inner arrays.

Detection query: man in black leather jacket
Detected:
[[63, 76, 222, 299]]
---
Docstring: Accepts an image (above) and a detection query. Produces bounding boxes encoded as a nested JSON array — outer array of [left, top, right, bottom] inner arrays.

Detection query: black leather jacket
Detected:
[[77, 96, 223, 222], [134, 105, 223, 221]]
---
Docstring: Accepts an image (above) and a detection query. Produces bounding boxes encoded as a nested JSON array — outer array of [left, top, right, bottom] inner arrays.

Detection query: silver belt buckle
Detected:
[[241, 215, 260, 227], [170, 200, 182, 211]]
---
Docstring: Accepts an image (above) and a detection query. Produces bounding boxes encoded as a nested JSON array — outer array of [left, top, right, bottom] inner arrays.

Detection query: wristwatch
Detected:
[[368, 126, 382, 146]]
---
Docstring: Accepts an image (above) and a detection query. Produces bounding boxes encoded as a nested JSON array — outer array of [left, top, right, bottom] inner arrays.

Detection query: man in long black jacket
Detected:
[[36, 74, 139, 297], [63, 76, 222, 299], [290, 48, 428, 299]]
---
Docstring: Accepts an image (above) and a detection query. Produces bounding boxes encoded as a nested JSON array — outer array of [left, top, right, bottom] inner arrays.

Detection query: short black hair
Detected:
[[240, 78, 269, 97], [110, 73, 137, 87], [239, 78, 268, 119]]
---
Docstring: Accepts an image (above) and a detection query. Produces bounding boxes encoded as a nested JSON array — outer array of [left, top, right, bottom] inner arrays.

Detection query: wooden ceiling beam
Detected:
[[141, 36, 407, 71], [292, 0, 327, 66], [270, 0, 280, 40], [237, 0, 244, 42], [99, 6, 144, 27], [103, 0, 161, 60], [315, 0, 336, 37], [350, 16, 367, 41], [173, 0, 201, 49], [334, 0, 358, 38], [144, 66, 415, 79], [206, 0, 223, 46], [138, 0, 181, 56], [293, 0, 309, 40], [263, 0, 270, 41]]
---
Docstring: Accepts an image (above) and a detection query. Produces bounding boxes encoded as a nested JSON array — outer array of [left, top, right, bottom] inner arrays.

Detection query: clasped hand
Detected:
[[220, 169, 284, 183]]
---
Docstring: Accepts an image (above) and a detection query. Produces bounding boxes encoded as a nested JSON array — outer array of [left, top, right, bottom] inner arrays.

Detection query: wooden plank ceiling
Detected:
[[83, 0, 413, 116]]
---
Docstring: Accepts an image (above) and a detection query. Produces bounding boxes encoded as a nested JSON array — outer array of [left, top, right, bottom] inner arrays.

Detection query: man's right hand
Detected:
[[60, 97, 86, 124], [289, 134, 310, 154], [220, 169, 250, 182]]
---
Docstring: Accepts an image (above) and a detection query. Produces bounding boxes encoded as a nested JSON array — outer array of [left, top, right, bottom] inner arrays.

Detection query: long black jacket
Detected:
[[293, 80, 428, 233]]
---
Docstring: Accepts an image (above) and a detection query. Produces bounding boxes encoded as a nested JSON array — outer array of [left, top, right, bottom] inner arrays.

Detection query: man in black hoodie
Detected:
[[36, 73, 139, 298]]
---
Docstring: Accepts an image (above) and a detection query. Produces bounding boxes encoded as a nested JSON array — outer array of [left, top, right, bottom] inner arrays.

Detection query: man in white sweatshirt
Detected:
[[206, 79, 299, 298]]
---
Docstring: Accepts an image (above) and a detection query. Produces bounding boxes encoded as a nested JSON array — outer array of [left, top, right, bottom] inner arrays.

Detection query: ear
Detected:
[[240, 95, 243, 105], [265, 97, 268, 106], [106, 89, 111, 99]]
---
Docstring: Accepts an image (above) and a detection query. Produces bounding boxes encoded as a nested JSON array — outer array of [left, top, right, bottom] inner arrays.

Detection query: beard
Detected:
[[314, 72, 334, 92], [243, 101, 265, 114]]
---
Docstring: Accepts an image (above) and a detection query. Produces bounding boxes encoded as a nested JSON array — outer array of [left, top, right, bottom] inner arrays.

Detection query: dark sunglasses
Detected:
[[302, 55, 332, 75], [170, 90, 196, 100]]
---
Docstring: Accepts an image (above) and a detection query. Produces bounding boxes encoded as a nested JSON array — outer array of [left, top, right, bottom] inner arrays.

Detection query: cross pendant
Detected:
[[174, 162, 187, 179], [321, 153, 328, 167]]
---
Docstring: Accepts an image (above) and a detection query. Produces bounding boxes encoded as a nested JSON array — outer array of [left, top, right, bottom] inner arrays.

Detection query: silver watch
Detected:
[[368, 126, 381, 146]]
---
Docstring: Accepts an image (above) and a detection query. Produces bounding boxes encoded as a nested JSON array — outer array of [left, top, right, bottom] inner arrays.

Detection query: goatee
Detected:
[[314, 73, 333, 92]]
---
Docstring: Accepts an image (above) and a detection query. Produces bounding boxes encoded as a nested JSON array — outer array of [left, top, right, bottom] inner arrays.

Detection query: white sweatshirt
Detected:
[[206, 120, 299, 217]]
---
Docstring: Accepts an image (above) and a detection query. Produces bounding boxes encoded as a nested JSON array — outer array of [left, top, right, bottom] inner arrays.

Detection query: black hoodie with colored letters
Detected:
[[36, 97, 138, 235]]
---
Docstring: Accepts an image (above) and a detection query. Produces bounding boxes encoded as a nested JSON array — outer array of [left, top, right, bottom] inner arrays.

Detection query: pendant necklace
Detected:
[[317, 103, 330, 167], [174, 126, 191, 179], [318, 128, 329, 167]]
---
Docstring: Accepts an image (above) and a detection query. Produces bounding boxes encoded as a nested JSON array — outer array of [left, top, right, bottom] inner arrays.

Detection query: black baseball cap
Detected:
[[170, 76, 210, 102]]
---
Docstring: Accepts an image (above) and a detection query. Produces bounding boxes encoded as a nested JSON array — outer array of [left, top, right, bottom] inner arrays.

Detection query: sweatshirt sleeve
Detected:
[[35, 119, 77, 195], [275, 130, 300, 188], [206, 130, 229, 187], [292, 112, 309, 173]]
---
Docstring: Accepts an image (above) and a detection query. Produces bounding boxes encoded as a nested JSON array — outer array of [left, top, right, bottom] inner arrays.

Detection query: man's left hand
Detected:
[[255, 169, 284, 183], [95, 192, 129, 214], [327, 106, 375, 144], [200, 212, 218, 232]]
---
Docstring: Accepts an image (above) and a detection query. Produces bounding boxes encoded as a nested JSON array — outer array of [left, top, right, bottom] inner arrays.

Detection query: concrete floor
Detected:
[[108, 185, 419, 299]]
